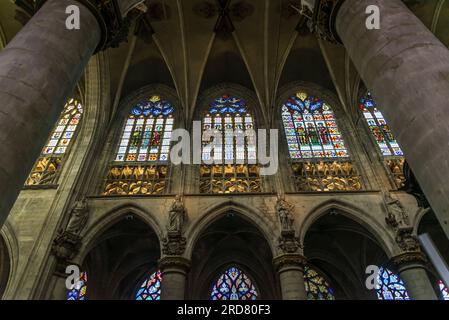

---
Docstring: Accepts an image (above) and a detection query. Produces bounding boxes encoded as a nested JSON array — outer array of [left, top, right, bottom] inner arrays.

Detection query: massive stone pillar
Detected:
[[159, 257, 190, 300], [273, 254, 307, 300], [0, 0, 99, 227], [391, 252, 438, 300], [0, 0, 139, 228], [330, 0, 449, 238]]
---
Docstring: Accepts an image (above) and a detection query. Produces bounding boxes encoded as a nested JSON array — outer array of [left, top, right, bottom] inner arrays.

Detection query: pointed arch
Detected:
[[25, 97, 84, 187], [102, 84, 180, 196], [0, 221, 17, 299], [79, 203, 164, 264], [210, 265, 259, 300], [300, 199, 395, 257], [359, 91, 405, 189], [184, 200, 277, 259], [195, 84, 265, 194], [277, 82, 364, 192]]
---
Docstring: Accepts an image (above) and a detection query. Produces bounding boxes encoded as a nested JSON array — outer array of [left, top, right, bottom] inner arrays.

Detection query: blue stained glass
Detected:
[[360, 92, 403, 157], [439, 280, 449, 300], [132, 96, 174, 117], [210, 266, 258, 300], [376, 267, 410, 300], [360, 92, 377, 109], [209, 95, 247, 114], [282, 92, 349, 159], [67, 272, 87, 300], [136, 270, 162, 300]]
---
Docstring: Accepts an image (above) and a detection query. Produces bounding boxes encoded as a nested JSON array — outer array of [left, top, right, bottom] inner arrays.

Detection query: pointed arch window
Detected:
[[26, 98, 83, 187], [200, 95, 261, 194], [304, 266, 335, 300], [281, 91, 362, 192], [376, 267, 410, 300], [360, 92, 405, 188], [136, 270, 162, 300], [67, 271, 87, 300], [210, 266, 258, 300], [103, 95, 175, 196]]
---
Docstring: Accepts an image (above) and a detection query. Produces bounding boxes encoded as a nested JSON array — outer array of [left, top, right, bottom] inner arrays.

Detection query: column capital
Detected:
[[390, 252, 429, 272], [15, 0, 146, 52], [273, 253, 307, 272], [159, 256, 191, 273], [299, 0, 346, 44]]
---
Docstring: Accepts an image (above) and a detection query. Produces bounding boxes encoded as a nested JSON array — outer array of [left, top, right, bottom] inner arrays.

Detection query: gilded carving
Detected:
[[292, 161, 362, 192]]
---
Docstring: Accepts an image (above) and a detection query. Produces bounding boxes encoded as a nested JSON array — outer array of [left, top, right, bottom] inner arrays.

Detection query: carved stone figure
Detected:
[[276, 196, 294, 232], [384, 192, 409, 229], [66, 199, 89, 235], [167, 195, 186, 234]]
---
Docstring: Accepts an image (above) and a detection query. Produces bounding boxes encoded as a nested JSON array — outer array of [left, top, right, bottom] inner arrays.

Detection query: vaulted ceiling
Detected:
[[1, 0, 449, 124]]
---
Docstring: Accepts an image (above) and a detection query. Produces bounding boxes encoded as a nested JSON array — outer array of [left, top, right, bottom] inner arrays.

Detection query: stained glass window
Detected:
[[210, 266, 258, 300], [439, 280, 449, 300], [282, 92, 348, 160], [282, 92, 362, 192], [26, 98, 83, 186], [103, 96, 174, 196], [136, 270, 162, 300], [360, 92, 405, 188], [200, 95, 261, 194], [115, 96, 174, 163], [67, 271, 87, 300], [304, 266, 335, 300], [360, 92, 403, 157], [376, 267, 410, 300]]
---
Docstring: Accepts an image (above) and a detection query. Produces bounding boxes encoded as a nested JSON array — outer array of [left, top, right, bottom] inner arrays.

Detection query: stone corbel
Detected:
[[15, 0, 146, 51], [297, 0, 346, 44]]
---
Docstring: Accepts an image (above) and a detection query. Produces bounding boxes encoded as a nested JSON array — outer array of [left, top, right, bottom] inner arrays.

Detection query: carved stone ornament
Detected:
[[273, 254, 307, 272], [51, 232, 82, 263], [278, 230, 303, 254], [159, 256, 191, 273], [296, 0, 345, 44], [162, 234, 187, 256], [391, 251, 428, 269], [275, 196, 295, 233], [395, 227, 420, 253], [384, 192, 410, 230], [15, 0, 147, 51], [66, 199, 89, 235], [167, 195, 187, 235]]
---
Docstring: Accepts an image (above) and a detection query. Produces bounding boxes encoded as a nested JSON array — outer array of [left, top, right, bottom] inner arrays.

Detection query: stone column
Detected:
[[332, 0, 449, 237], [159, 256, 190, 300], [273, 254, 307, 300], [391, 252, 437, 300], [0, 0, 101, 227]]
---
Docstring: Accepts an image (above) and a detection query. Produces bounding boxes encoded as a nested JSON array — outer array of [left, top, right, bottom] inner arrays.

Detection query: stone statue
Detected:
[[276, 196, 294, 232], [66, 199, 89, 235], [384, 192, 409, 229], [167, 195, 186, 234]]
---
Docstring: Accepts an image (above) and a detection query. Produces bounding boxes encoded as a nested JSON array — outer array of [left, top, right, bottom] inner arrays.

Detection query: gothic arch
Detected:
[[300, 199, 396, 257], [194, 83, 267, 129], [79, 203, 164, 264], [184, 200, 277, 259], [77, 205, 162, 299], [275, 81, 349, 130], [186, 203, 279, 299], [0, 221, 18, 299], [95, 84, 181, 196]]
